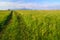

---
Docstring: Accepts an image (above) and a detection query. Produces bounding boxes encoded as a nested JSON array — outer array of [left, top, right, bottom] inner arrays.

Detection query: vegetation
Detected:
[[0, 10, 60, 40]]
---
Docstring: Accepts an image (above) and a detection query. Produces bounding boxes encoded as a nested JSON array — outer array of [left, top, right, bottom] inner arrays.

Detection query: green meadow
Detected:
[[0, 10, 60, 40]]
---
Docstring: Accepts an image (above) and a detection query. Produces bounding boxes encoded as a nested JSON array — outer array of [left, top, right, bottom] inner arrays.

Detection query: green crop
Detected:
[[0, 10, 60, 40]]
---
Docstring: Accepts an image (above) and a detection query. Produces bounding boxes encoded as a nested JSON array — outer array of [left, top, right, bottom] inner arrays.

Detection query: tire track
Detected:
[[0, 11, 20, 40], [14, 11, 28, 40], [0, 11, 13, 39]]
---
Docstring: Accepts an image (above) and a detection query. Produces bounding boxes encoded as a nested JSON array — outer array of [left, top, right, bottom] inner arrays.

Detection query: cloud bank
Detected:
[[0, 1, 60, 10]]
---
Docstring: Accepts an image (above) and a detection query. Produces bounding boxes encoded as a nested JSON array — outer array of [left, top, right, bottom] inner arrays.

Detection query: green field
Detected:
[[0, 10, 60, 40]]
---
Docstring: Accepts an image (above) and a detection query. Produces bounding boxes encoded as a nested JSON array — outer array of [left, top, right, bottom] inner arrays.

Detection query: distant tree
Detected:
[[8, 9, 10, 11]]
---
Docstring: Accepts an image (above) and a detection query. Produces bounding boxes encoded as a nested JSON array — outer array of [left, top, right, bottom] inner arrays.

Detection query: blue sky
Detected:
[[0, 0, 60, 10]]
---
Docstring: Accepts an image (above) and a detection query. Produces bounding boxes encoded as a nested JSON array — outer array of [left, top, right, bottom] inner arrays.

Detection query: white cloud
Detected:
[[0, 1, 60, 10]]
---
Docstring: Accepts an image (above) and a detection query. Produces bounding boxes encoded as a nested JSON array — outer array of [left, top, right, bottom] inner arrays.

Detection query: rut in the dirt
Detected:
[[14, 11, 28, 40], [0, 11, 13, 32]]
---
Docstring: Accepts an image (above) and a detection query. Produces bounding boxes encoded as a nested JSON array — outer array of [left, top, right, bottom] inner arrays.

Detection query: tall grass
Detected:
[[0, 10, 60, 40]]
